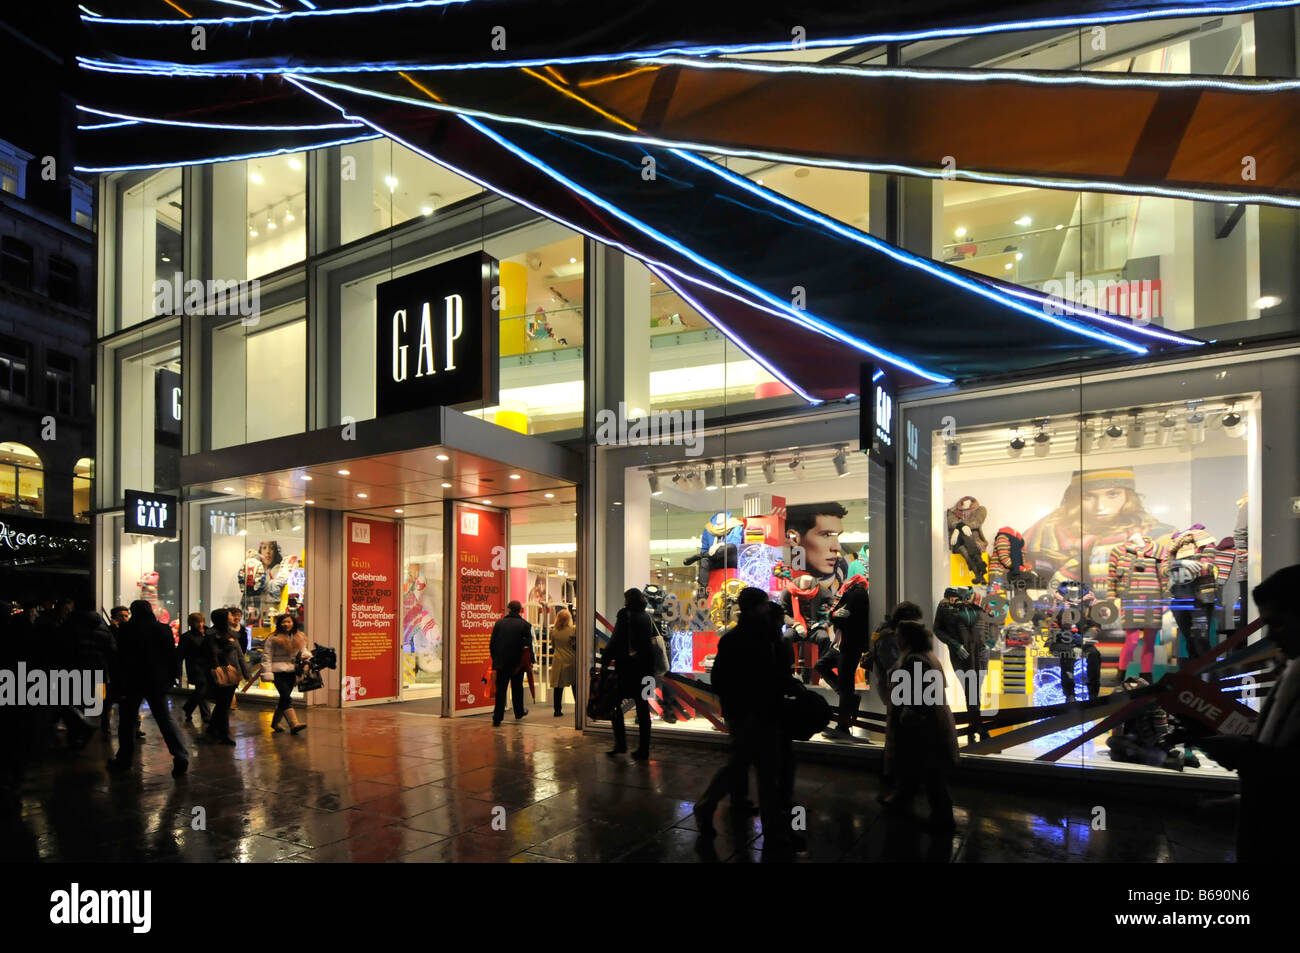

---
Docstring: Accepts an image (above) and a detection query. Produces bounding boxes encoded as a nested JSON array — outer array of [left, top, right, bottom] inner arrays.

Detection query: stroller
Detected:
[[296, 643, 338, 692]]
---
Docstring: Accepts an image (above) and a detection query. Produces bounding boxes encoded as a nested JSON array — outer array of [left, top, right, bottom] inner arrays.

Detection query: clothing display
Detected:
[[990, 527, 1033, 586], [946, 497, 989, 583], [683, 510, 744, 590], [1163, 525, 1220, 658], [1106, 534, 1168, 631]]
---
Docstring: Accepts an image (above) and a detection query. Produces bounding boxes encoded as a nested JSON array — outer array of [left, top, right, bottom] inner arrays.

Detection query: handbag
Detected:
[[586, 664, 622, 721], [211, 664, 241, 688], [649, 633, 670, 677], [782, 681, 832, 741]]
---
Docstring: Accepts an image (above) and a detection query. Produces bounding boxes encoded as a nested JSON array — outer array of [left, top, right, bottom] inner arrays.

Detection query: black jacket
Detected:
[[177, 627, 208, 682], [710, 611, 791, 722], [605, 606, 655, 695], [116, 614, 181, 695], [489, 613, 533, 669], [204, 632, 250, 681]]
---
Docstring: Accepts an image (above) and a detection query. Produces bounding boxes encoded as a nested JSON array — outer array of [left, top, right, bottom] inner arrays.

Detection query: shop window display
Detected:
[[191, 501, 306, 700], [927, 395, 1257, 772], [629, 443, 869, 736], [401, 516, 443, 700]]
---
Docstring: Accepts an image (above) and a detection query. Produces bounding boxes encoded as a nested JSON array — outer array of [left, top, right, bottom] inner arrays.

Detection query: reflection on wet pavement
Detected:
[[1, 701, 1236, 863]]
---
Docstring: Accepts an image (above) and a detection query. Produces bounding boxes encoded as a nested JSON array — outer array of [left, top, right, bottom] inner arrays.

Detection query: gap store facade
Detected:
[[85, 5, 1300, 789]]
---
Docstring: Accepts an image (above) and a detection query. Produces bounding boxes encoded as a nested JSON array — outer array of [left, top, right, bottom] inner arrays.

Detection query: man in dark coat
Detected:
[[694, 587, 794, 847], [109, 600, 189, 777], [177, 612, 212, 724], [490, 601, 533, 726], [603, 588, 657, 759]]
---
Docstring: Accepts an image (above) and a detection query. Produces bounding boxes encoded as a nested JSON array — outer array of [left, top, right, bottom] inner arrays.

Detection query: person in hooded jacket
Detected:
[[109, 600, 189, 778], [603, 588, 656, 759]]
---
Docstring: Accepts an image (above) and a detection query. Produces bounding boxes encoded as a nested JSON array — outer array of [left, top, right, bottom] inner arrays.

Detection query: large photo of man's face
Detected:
[[785, 502, 848, 580]]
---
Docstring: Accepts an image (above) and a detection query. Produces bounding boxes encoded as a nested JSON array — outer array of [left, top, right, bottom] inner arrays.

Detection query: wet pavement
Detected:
[[2, 701, 1237, 863]]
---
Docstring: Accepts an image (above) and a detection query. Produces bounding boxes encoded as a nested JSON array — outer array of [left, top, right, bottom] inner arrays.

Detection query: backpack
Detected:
[[783, 683, 832, 741]]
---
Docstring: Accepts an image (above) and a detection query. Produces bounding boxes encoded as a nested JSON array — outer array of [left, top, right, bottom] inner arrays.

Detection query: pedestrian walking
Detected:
[[262, 613, 309, 734], [693, 587, 792, 842], [108, 600, 190, 778], [204, 608, 248, 746], [178, 612, 212, 725], [549, 608, 578, 717], [880, 620, 959, 830], [490, 601, 533, 725], [603, 588, 656, 759]]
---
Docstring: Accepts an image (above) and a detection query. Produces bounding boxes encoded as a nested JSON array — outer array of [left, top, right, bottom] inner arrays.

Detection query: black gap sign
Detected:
[[375, 252, 499, 417], [861, 363, 896, 466], [124, 490, 178, 539]]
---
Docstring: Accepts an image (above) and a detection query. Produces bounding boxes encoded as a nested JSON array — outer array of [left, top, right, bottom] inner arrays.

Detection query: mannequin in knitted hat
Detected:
[[1024, 468, 1173, 591]]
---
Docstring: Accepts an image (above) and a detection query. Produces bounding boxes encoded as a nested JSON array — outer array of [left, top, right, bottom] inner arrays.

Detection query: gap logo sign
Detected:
[[375, 251, 500, 417], [860, 364, 897, 466], [124, 490, 178, 539]]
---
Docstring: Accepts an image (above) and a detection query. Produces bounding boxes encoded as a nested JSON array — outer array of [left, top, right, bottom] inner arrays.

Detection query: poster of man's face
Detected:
[[785, 502, 848, 579]]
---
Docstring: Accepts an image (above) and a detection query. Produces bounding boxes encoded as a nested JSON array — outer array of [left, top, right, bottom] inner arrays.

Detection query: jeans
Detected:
[[182, 674, 212, 721], [611, 695, 651, 753], [493, 668, 526, 722], [116, 693, 188, 762], [272, 672, 296, 718]]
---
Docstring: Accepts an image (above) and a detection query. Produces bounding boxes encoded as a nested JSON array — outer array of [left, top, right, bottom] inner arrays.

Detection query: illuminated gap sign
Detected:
[[124, 490, 178, 539], [860, 364, 896, 466], [375, 251, 499, 417], [156, 368, 182, 435]]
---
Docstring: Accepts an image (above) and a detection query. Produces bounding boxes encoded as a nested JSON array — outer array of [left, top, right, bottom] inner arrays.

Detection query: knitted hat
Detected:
[[1068, 467, 1136, 492]]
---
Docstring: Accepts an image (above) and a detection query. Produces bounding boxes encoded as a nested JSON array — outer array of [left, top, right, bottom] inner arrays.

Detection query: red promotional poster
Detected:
[[343, 517, 400, 704], [452, 503, 508, 714]]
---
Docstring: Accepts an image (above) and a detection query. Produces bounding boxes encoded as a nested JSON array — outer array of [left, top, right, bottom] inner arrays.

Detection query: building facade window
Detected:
[[206, 303, 306, 450], [47, 256, 79, 307], [0, 441, 44, 515], [115, 168, 182, 332], [72, 457, 93, 524], [208, 153, 307, 282], [0, 140, 31, 198], [1, 237, 34, 290], [44, 351, 75, 416], [0, 335, 30, 404]]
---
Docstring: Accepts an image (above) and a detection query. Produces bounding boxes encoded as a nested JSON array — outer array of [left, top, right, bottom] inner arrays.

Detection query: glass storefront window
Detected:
[[110, 512, 183, 633], [401, 514, 444, 700], [73, 457, 93, 523], [0, 441, 44, 515], [900, 359, 1275, 776], [336, 138, 482, 247], [209, 153, 307, 280], [601, 425, 869, 736], [207, 303, 306, 450], [333, 220, 584, 436], [188, 498, 308, 700], [116, 168, 182, 332], [115, 329, 181, 502]]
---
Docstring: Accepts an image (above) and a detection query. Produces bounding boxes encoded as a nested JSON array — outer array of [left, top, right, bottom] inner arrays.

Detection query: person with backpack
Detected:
[[880, 620, 960, 830]]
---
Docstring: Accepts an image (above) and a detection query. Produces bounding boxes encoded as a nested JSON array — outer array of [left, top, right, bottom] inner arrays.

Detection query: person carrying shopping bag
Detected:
[[262, 613, 310, 735]]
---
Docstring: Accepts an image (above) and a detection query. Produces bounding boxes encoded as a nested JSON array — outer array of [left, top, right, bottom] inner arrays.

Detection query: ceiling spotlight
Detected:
[[734, 463, 748, 487], [222, 486, 235, 492], [721, 464, 735, 488], [1223, 400, 1246, 437], [356, 492, 368, 499], [569, 257, 577, 264], [288, 157, 302, 171], [788, 454, 802, 471], [284, 209, 295, 223], [1015, 216, 1033, 227], [1074, 414, 1092, 455], [832, 447, 850, 477], [301, 474, 312, 481], [648, 473, 662, 496], [267, 218, 277, 231], [1127, 409, 1146, 449], [954, 226, 967, 238], [338, 469, 350, 475], [304, 499, 315, 505], [704, 466, 718, 491], [762, 457, 776, 484], [945, 440, 961, 466], [420, 206, 434, 216], [1004, 263, 1014, 271], [384, 175, 398, 191], [394, 508, 404, 514], [482, 499, 492, 505], [249, 172, 263, 185], [544, 492, 555, 498], [1186, 401, 1207, 445], [1256, 295, 1283, 310], [1157, 409, 1177, 446], [436, 454, 450, 461], [249, 228, 258, 238], [508, 473, 521, 480], [1033, 421, 1051, 457], [1105, 416, 1124, 440], [1008, 430, 1026, 455], [1055, 224, 1064, 230]]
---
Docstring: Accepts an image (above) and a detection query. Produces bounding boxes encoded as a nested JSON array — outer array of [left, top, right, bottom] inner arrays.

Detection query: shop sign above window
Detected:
[[375, 251, 500, 417], [124, 490, 178, 539], [861, 364, 896, 466]]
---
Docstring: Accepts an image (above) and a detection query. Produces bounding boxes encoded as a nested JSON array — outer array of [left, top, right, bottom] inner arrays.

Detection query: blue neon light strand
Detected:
[[76, 104, 364, 132]]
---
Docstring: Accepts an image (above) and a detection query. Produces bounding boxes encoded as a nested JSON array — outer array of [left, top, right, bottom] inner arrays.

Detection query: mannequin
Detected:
[[933, 586, 990, 742], [946, 496, 989, 583], [683, 511, 744, 591], [1107, 531, 1168, 681], [990, 527, 1034, 587], [775, 564, 835, 684], [1049, 578, 1103, 701], [1164, 525, 1219, 659]]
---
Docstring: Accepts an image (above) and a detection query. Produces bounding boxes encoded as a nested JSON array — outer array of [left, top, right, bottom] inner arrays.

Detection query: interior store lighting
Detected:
[[1033, 419, 1051, 457], [1158, 408, 1177, 446], [648, 472, 662, 495], [704, 466, 718, 491], [734, 462, 748, 487], [762, 457, 776, 484], [1127, 409, 1145, 449], [832, 447, 850, 477], [945, 441, 961, 466], [1186, 401, 1207, 445]]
